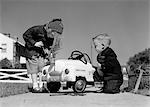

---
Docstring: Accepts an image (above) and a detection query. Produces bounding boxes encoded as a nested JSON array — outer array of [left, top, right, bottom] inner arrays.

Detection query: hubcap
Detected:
[[76, 80, 85, 90]]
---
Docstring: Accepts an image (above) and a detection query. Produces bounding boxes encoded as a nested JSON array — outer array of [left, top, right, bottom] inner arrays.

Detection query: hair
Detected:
[[93, 33, 111, 46]]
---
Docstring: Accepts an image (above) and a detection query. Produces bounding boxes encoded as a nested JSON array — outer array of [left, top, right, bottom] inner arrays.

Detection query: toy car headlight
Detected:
[[65, 69, 70, 74]]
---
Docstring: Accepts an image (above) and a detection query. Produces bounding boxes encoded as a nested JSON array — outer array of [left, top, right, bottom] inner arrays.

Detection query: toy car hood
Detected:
[[42, 59, 95, 78], [45, 59, 94, 70]]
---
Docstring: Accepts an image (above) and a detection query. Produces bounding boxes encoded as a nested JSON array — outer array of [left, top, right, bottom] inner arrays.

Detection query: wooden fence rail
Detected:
[[0, 69, 32, 83], [0, 68, 128, 83]]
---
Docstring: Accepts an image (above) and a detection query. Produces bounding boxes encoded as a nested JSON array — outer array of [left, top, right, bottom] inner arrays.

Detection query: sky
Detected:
[[0, 0, 149, 65]]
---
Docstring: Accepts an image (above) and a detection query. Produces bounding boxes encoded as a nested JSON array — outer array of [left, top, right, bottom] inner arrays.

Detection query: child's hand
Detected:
[[34, 41, 43, 47], [44, 48, 50, 54], [97, 63, 101, 68]]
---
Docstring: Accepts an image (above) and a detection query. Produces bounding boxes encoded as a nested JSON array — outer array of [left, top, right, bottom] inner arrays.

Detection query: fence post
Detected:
[[133, 68, 144, 93]]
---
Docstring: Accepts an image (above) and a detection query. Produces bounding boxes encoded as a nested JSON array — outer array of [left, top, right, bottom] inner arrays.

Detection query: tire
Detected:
[[73, 79, 86, 93], [47, 82, 61, 93]]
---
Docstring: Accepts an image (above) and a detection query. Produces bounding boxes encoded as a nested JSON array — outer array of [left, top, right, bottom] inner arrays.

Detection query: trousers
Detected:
[[103, 79, 123, 94], [26, 55, 45, 74]]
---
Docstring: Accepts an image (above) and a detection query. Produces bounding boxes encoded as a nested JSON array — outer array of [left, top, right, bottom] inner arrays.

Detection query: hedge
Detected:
[[127, 48, 150, 91]]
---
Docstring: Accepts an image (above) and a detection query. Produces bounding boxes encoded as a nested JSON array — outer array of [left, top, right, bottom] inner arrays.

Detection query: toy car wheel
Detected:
[[47, 82, 61, 93], [73, 79, 86, 93]]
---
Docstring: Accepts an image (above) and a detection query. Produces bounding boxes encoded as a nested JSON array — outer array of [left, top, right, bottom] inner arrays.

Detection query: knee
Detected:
[[103, 80, 122, 94], [103, 87, 120, 94]]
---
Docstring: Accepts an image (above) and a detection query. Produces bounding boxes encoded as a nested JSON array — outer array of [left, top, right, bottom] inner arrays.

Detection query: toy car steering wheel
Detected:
[[68, 50, 89, 64]]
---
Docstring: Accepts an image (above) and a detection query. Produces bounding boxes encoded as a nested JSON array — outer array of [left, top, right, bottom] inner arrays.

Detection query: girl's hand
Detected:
[[34, 41, 43, 47], [44, 48, 50, 54]]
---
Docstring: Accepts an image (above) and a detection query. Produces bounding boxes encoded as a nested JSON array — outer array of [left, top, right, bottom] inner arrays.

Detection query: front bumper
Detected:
[[42, 75, 75, 82]]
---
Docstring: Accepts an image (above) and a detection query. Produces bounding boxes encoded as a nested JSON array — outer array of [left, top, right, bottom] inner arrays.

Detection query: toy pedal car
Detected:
[[41, 50, 103, 93]]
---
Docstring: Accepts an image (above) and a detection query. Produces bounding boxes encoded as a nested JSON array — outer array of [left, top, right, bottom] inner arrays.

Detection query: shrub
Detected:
[[14, 63, 22, 69], [0, 58, 12, 69], [127, 48, 150, 90], [127, 48, 150, 72]]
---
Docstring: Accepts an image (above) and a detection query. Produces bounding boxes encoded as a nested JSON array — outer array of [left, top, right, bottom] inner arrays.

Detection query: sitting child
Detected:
[[93, 33, 123, 94]]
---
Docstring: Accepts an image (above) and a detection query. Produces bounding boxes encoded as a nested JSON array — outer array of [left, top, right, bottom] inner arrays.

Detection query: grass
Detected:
[[0, 82, 32, 97], [135, 89, 150, 96], [121, 80, 150, 96], [0, 80, 149, 98], [0, 80, 129, 97]]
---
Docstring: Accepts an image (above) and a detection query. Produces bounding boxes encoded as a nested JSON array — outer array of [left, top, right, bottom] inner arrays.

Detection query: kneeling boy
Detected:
[[93, 33, 123, 94]]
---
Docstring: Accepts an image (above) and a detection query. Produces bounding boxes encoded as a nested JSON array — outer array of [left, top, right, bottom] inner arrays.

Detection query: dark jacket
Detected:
[[23, 25, 54, 58], [97, 47, 123, 81]]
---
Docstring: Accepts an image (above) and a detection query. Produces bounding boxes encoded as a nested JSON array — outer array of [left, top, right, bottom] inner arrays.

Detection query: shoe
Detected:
[[32, 87, 41, 93], [96, 88, 103, 93], [39, 87, 46, 93]]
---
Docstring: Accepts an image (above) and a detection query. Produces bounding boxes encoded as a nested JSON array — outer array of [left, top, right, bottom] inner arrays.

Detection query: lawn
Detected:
[[0, 82, 31, 97], [0, 80, 128, 97], [0, 79, 149, 97]]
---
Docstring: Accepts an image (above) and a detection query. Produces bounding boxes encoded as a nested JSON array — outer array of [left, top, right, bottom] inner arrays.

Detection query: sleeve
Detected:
[[97, 54, 105, 64], [97, 54, 117, 71], [23, 28, 36, 48], [103, 56, 117, 68]]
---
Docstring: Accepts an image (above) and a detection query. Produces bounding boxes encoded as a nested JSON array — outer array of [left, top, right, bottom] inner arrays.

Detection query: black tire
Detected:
[[73, 79, 86, 93], [47, 82, 61, 93]]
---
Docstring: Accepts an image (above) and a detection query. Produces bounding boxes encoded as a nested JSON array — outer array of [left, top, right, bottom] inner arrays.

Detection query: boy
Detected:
[[93, 33, 123, 94]]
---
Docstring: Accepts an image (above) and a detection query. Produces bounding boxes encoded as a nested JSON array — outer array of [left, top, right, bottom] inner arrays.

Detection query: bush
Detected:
[[127, 48, 150, 90], [14, 63, 22, 69], [0, 58, 12, 69], [127, 48, 150, 72]]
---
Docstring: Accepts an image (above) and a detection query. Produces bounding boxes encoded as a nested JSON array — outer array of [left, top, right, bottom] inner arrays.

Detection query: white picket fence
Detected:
[[0, 69, 32, 83], [0, 68, 128, 83]]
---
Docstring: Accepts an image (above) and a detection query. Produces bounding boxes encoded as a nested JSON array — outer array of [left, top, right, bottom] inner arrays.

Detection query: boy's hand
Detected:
[[44, 48, 50, 54], [34, 41, 43, 47], [97, 63, 101, 68]]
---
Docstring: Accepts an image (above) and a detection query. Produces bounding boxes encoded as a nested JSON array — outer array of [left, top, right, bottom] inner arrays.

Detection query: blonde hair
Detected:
[[93, 33, 111, 45]]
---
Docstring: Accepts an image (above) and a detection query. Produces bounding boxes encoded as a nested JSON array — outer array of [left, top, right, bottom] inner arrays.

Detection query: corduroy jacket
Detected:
[[97, 47, 123, 81], [23, 25, 54, 58]]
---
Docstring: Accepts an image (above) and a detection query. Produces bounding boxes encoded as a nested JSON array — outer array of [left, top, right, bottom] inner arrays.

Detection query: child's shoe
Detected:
[[32, 87, 41, 93]]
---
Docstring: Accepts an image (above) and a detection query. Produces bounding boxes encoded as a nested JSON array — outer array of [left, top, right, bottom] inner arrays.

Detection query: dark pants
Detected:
[[103, 79, 123, 94], [93, 66, 104, 82]]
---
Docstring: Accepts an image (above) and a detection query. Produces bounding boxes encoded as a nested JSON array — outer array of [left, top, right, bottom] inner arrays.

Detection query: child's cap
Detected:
[[46, 18, 63, 34]]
